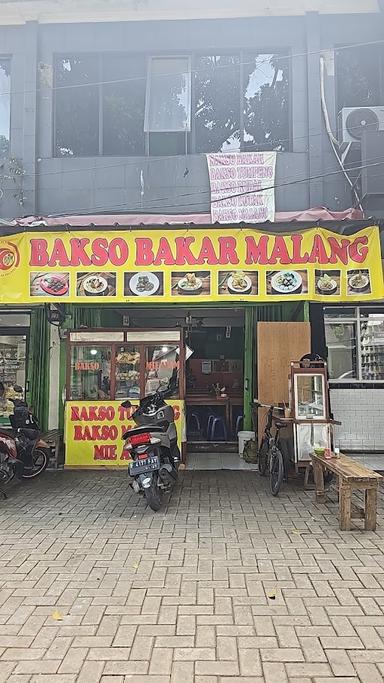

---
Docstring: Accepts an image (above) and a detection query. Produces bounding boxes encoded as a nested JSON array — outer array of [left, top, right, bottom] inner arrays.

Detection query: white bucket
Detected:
[[238, 430, 255, 457]]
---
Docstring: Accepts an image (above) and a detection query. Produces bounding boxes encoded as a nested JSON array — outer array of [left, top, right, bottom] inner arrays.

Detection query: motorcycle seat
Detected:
[[122, 424, 164, 440]]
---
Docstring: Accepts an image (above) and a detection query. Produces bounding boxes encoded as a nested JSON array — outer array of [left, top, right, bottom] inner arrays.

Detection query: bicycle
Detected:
[[254, 401, 289, 496]]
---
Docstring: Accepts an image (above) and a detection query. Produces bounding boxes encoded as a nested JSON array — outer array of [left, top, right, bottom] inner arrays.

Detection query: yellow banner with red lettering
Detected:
[[64, 400, 184, 468], [0, 226, 382, 303]]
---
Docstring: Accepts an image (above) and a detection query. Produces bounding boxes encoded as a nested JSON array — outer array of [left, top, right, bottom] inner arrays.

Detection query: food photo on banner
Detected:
[[0, 225, 382, 304]]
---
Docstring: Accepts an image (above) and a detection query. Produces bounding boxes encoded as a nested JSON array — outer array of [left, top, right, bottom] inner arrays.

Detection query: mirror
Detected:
[[121, 400, 132, 408]]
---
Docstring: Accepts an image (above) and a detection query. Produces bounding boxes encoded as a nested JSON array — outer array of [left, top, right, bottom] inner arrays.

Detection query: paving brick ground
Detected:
[[1, 470, 384, 682]]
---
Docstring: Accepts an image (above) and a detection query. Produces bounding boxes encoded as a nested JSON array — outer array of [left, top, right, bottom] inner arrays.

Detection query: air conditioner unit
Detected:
[[338, 106, 384, 145]]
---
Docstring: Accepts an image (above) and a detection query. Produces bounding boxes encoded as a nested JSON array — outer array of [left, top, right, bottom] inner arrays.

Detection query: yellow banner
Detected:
[[64, 400, 185, 468], [0, 226, 383, 303]]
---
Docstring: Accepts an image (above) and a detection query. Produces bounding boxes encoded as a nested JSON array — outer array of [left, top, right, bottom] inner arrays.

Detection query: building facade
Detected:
[[0, 0, 384, 458]]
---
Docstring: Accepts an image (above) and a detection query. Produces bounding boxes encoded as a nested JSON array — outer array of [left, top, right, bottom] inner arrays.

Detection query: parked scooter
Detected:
[[121, 388, 180, 511], [0, 398, 49, 492]]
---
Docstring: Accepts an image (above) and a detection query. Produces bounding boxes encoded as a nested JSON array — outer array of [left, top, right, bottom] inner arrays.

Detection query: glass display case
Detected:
[[289, 362, 333, 464], [294, 372, 327, 420], [67, 330, 183, 400]]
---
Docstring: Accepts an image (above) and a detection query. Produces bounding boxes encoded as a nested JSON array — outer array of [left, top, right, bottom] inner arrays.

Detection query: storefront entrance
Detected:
[[65, 305, 250, 468]]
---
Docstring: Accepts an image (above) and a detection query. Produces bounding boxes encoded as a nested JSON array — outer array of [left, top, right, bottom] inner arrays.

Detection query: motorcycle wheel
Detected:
[[22, 447, 49, 479], [144, 474, 162, 512]]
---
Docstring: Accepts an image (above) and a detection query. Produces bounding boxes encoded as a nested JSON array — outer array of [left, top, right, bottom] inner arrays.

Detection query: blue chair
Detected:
[[206, 414, 216, 439], [210, 417, 228, 441], [187, 412, 201, 435], [235, 415, 244, 435]]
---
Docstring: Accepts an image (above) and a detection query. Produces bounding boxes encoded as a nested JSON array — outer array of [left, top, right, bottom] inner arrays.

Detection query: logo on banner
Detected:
[[0, 241, 20, 275]]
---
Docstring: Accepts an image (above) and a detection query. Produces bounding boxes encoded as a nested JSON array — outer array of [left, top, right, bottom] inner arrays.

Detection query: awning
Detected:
[[13, 206, 363, 228]]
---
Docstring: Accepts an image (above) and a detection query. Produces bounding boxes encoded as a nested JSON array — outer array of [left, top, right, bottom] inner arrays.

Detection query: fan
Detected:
[[345, 108, 380, 141]]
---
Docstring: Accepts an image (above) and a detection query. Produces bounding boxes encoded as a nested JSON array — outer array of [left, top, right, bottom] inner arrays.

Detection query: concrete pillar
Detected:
[[22, 21, 38, 216], [305, 11, 323, 207]]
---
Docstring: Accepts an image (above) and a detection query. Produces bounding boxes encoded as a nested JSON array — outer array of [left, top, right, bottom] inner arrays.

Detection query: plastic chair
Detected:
[[210, 417, 228, 441], [188, 412, 201, 432], [235, 415, 244, 434], [187, 412, 201, 437], [206, 414, 216, 439]]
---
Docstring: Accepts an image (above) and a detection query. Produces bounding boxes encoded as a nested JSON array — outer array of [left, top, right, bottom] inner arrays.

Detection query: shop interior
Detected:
[[68, 306, 247, 458]]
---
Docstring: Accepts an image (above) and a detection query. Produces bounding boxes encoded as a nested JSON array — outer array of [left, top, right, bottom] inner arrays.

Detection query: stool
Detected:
[[210, 417, 228, 441], [235, 415, 243, 434]]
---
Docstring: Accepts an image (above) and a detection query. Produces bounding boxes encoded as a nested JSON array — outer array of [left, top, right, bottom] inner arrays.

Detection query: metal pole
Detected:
[[243, 307, 255, 431]]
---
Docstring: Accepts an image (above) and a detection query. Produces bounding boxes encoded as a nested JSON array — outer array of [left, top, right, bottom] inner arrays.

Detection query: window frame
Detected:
[[335, 43, 384, 115], [53, 49, 292, 158], [324, 305, 384, 384], [144, 54, 192, 134], [0, 56, 11, 159]]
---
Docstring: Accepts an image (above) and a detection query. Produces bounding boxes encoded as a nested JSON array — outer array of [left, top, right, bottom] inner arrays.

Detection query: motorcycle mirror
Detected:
[[121, 400, 132, 408]]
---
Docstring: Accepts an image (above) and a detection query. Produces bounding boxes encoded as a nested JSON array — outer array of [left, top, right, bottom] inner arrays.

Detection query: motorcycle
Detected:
[[0, 398, 49, 494], [121, 389, 181, 511]]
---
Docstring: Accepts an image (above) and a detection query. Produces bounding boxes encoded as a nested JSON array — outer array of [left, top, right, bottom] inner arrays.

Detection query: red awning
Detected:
[[13, 206, 363, 228]]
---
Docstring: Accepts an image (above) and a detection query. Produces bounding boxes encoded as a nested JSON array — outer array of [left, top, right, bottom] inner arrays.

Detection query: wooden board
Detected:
[[256, 322, 311, 439]]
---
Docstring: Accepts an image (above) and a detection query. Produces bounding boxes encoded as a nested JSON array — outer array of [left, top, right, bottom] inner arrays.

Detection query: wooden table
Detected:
[[312, 452, 382, 531]]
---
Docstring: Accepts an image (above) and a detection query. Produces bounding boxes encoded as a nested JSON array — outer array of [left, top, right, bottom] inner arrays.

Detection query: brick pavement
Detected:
[[1, 470, 384, 682]]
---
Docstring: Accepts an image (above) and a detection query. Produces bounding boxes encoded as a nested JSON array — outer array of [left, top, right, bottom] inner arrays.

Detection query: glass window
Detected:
[[294, 373, 326, 419], [145, 57, 191, 132], [0, 313, 29, 328], [115, 346, 141, 399], [325, 307, 384, 382], [70, 346, 111, 400], [55, 55, 99, 156], [194, 55, 240, 153], [325, 321, 358, 380], [243, 52, 290, 152], [323, 307, 356, 319], [360, 313, 384, 381], [102, 54, 146, 156], [0, 334, 26, 390], [145, 344, 179, 397], [0, 59, 10, 159], [336, 45, 382, 110]]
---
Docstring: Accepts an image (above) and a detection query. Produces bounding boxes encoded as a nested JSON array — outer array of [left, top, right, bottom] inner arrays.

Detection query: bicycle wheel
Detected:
[[270, 447, 284, 496], [258, 438, 269, 476]]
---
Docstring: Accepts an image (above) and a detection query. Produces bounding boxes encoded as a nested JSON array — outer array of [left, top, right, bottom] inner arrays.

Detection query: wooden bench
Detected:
[[311, 452, 382, 531]]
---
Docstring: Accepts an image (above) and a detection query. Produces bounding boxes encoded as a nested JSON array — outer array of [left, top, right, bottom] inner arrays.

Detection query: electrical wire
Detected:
[[319, 54, 363, 211], [1, 36, 384, 98], [18, 116, 377, 181], [42, 158, 384, 218]]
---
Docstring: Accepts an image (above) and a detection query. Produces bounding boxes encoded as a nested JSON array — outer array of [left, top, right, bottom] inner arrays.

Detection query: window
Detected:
[[194, 55, 240, 153], [102, 55, 146, 156], [55, 55, 99, 156], [0, 334, 27, 424], [336, 45, 384, 112], [324, 307, 384, 382], [0, 59, 10, 158], [115, 346, 141, 399], [193, 52, 290, 154], [243, 52, 290, 152], [54, 54, 146, 157], [70, 345, 112, 400], [54, 51, 290, 157], [145, 344, 179, 397]]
